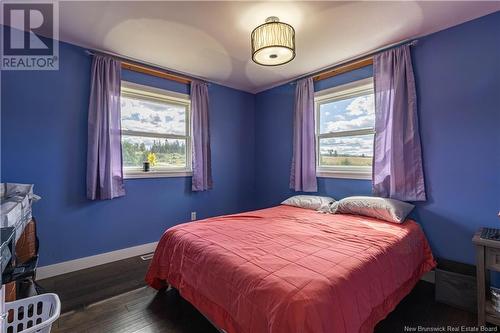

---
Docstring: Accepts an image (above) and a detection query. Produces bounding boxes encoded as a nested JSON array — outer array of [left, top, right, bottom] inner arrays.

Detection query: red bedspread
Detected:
[[146, 205, 435, 333]]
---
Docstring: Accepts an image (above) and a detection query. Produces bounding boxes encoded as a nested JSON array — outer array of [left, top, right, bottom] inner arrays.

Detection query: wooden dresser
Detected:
[[473, 228, 500, 326]]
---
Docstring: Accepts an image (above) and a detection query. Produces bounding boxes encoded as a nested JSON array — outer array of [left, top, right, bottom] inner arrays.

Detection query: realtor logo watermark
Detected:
[[1, 1, 59, 70]]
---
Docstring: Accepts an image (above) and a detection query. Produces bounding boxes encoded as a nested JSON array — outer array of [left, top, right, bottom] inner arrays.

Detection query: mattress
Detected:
[[146, 205, 436, 333]]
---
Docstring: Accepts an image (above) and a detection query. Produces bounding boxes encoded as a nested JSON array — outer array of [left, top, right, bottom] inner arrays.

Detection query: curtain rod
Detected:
[[290, 39, 418, 85], [84, 49, 208, 85]]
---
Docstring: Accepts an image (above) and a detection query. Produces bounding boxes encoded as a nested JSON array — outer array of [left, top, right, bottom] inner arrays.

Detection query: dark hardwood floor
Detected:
[[39, 257, 479, 333], [37, 255, 151, 313], [52, 287, 220, 333]]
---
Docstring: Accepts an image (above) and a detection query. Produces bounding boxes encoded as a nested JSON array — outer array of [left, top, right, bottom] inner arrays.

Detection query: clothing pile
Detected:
[[1, 183, 40, 242], [1, 183, 41, 299]]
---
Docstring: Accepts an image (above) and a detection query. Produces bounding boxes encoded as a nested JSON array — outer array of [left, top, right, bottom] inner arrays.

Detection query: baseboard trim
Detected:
[[36, 242, 158, 280]]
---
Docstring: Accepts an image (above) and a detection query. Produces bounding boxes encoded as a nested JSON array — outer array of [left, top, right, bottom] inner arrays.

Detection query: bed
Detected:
[[146, 205, 436, 333]]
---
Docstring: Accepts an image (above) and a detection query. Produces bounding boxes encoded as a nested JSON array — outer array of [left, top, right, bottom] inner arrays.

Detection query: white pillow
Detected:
[[334, 196, 414, 223], [281, 195, 335, 211]]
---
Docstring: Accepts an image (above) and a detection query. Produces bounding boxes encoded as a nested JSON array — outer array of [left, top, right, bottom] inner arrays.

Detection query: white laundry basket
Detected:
[[3, 293, 60, 333]]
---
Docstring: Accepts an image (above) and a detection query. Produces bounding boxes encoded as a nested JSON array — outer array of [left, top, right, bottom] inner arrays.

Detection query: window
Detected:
[[315, 78, 375, 179], [120, 81, 191, 178]]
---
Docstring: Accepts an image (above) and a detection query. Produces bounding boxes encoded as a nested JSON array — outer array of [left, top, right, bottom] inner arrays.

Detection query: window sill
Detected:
[[316, 171, 372, 180], [124, 171, 192, 179]]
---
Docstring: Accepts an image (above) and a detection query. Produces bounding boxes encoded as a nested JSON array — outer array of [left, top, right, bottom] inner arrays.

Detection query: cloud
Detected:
[[320, 94, 375, 134], [320, 135, 374, 156], [346, 94, 374, 116], [325, 114, 374, 132], [121, 97, 186, 135]]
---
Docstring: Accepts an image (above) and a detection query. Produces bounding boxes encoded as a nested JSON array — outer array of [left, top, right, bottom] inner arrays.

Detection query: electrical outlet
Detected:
[[191, 211, 197, 221]]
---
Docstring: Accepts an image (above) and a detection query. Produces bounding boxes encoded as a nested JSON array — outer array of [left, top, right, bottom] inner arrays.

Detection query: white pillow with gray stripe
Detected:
[[335, 196, 414, 223], [281, 195, 335, 211]]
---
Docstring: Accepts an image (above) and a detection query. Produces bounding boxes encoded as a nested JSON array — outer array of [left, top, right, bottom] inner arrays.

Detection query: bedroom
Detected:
[[1, 1, 499, 332]]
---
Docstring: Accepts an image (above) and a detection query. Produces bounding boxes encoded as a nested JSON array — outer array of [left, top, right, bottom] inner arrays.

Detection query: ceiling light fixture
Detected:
[[251, 16, 295, 66]]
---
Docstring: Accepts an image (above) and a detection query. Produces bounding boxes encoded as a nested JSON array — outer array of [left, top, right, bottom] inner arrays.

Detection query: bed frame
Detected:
[[166, 285, 226, 333]]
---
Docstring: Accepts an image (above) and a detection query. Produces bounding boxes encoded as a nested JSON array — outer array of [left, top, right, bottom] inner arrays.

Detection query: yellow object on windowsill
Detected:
[[147, 152, 157, 167]]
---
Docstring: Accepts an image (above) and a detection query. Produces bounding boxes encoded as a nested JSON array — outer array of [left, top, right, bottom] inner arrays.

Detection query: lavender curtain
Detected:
[[86, 55, 125, 200], [191, 80, 212, 191], [373, 44, 426, 201], [290, 77, 317, 192]]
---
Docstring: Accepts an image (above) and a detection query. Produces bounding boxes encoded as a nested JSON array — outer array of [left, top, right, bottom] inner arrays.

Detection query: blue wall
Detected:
[[255, 11, 500, 265], [1, 41, 256, 266], [254, 65, 374, 209], [2, 12, 499, 267]]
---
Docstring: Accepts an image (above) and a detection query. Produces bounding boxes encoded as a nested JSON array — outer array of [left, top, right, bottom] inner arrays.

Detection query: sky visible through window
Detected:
[[319, 93, 375, 167], [319, 93, 374, 133], [121, 95, 188, 170], [121, 96, 186, 136]]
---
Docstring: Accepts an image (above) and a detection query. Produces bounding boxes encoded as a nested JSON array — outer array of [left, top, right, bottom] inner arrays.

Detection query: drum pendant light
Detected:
[[251, 16, 296, 66]]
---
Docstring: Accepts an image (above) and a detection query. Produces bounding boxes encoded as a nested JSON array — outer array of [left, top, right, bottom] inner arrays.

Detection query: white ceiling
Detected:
[[55, 2, 500, 92]]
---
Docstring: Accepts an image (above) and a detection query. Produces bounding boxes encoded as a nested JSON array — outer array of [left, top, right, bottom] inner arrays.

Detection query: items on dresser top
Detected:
[[0, 183, 40, 243], [480, 228, 500, 241]]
